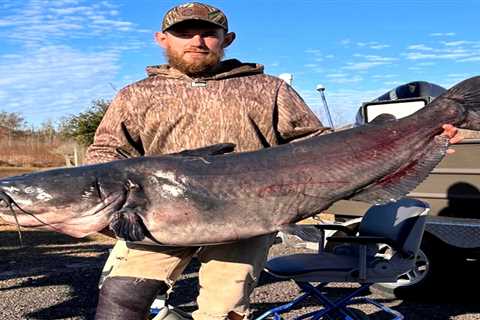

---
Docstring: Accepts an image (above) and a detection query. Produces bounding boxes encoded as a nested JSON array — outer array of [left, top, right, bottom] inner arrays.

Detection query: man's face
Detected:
[[155, 21, 235, 76]]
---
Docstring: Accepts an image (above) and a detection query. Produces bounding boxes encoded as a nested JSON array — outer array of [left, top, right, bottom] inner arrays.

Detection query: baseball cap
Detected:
[[162, 2, 228, 32]]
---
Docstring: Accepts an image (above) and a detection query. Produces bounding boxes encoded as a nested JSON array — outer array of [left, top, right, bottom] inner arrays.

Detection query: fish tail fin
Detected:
[[446, 76, 480, 130]]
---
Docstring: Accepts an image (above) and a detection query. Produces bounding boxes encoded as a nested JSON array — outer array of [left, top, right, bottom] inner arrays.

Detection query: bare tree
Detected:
[[0, 111, 26, 130]]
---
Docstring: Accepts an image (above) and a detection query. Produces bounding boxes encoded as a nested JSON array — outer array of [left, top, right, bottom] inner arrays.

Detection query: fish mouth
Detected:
[[0, 188, 125, 238], [0, 189, 49, 227]]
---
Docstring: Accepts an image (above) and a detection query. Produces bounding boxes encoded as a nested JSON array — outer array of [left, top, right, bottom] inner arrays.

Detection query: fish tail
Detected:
[[446, 76, 480, 130]]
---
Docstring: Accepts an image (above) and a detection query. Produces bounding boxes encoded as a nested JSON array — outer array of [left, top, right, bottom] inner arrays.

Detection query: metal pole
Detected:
[[316, 84, 335, 131]]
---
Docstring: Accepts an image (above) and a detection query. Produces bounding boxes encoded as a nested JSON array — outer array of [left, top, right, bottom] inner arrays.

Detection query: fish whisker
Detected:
[[0, 191, 23, 247], [3, 192, 62, 234]]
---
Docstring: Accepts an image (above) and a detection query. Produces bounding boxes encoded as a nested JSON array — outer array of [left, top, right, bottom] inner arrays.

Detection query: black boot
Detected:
[[95, 276, 168, 320]]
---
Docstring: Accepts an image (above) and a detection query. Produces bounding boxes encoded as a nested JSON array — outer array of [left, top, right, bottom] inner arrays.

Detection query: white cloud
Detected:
[[447, 73, 470, 77], [442, 40, 475, 47], [0, 45, 120, 120], [369, 44, 390, 50], [417, 62, 436, 66], [304, 49, 322, 54], [407, 44, 434, 51], [340, 54, 397, 71], [404, 40, 480, 62], [0, 0, 151, 126], [458, 56, 480, 62], [352, 54, 397, 62], [342, 61, 389, 71], [429, 32, 456, 37], [356, 41, 390, 50], [405, 51, 473, 60], [326, 73, 349, 78], [0, 0, 151, 47], [304, 48, 326, 63]]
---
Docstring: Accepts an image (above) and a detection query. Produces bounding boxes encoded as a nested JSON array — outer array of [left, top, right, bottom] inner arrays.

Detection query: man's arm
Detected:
[[85, 88, 144, 164], [275, 81, 331, 143]]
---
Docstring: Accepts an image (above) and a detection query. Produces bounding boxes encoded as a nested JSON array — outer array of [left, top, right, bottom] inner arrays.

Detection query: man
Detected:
[[86, 2, 329, 320], [86, 2, 462, 320]]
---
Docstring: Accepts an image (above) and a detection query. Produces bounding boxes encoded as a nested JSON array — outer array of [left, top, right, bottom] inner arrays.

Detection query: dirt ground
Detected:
[[1, 224, 480, 320]]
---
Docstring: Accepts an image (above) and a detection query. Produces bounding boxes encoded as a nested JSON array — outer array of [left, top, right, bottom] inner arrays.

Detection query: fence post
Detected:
[[74, 144, 79, 167]]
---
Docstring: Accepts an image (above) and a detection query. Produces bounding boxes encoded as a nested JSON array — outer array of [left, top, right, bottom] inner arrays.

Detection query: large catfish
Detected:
[[1, 76, 480, 246]]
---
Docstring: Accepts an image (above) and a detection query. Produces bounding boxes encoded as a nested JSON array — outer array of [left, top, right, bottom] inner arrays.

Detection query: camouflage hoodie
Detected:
[[86, 59, 327, 164]]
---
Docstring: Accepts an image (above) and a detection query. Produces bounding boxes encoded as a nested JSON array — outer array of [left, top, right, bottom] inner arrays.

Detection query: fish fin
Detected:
[[370, 113, 397, 124], [447, 76, 480, 131], [110, 209, 147, 242], [349, 135, 449, 204], [447, 76, 480, 105], [174, 143, 236, 157], [279, 224, 324, 242]]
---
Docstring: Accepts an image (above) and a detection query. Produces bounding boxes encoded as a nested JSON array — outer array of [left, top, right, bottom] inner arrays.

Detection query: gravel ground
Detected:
[[1, 226, 480, 320]]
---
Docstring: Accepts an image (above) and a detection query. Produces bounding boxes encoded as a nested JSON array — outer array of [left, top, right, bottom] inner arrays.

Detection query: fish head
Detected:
[[0, 168, 127, 237]]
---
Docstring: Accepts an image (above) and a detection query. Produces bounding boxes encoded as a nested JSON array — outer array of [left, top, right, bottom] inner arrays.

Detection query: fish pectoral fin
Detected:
[[349, 135, 449, 204], [109, 208, 147, 242], [174, 143, 236, 157]]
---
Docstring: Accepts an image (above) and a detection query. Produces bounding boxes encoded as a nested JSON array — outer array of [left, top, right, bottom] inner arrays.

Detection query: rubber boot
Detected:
[[95, 276, 168, 320]]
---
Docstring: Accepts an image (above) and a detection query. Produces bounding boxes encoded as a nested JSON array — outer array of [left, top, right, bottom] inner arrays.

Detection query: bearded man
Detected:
[[85, 2, 330, 319], [85, 2, 466, 319]]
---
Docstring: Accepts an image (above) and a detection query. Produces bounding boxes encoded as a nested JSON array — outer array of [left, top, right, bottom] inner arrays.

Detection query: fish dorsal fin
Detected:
[[370, 113, 397, 124], [175, 143, 236, 157], [349, 135, 449, 204]]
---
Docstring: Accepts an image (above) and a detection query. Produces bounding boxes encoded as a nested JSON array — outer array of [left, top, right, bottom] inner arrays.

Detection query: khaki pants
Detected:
[[102, 234, 275, 320]]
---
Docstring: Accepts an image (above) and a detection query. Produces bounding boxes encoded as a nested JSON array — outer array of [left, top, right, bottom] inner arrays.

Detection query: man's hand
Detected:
[[441, 124, 463, 154]]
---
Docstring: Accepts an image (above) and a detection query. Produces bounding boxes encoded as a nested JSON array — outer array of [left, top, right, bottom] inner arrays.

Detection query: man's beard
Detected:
[[165, 47, 224, 77]]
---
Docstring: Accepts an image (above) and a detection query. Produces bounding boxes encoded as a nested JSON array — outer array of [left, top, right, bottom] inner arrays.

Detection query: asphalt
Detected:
[[1, 227, 480, 320]]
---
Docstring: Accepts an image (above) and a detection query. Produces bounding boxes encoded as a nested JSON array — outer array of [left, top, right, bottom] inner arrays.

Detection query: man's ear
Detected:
[[222, 32, 236, 48], [155, 32, 168, 48]]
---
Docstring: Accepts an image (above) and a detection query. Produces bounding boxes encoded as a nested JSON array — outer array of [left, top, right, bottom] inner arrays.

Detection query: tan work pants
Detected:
[[102, 234, 275, 320]]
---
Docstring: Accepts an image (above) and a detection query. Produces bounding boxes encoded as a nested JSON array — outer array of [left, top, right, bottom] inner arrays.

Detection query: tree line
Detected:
[[0, 99, 110, 146]]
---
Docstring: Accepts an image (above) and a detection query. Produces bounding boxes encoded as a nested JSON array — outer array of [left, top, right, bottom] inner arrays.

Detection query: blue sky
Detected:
[[1, 0, 479, 128]]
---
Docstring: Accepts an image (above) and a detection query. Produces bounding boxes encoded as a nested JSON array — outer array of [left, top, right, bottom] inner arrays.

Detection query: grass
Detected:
[[0, 134, 81, 168]]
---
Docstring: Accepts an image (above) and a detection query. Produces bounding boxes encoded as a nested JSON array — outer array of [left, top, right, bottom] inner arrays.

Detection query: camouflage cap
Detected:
[[162, 2, 228, 32]]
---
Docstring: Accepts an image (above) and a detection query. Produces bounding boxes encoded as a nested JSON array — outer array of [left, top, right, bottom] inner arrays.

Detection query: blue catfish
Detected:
[[1, 76, 480, 246]]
